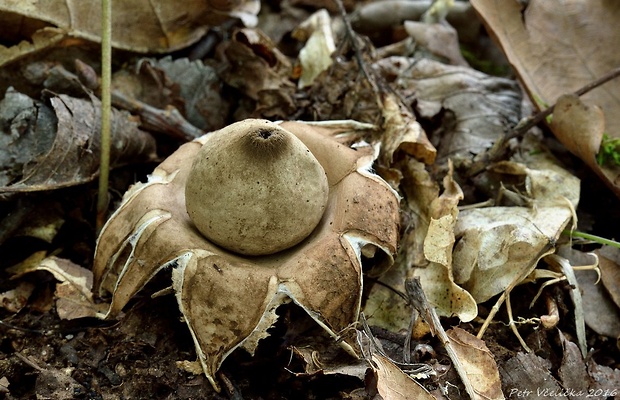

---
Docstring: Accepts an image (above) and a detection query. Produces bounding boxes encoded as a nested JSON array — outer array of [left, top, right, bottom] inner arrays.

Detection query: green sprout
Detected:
[[531, 95, 553, 124], [563, 229, 620, 250], [596, 133, 620, 167]]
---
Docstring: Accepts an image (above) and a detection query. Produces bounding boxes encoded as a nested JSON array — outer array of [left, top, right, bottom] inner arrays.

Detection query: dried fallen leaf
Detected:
[[413, 167, 478, 322], [406, 277, 492, 400], [416, 213, 478, 322], [446, 327, 504, 400], [0, 90, 157, 193], [0, 376, 8, 394], [375, 57, 521, 166], [219, 28, 296, 118], [293, 9, 335, 89], [149, 57, 229, 132], [454, 206, 562, 303], [9, 254, 103, 320], [364, 158, 440, 332], [404, 21, 468, 66], [1, 200, 64, 244], [380, 93, 436, 166], [0, 27, 69, 69], [578, 247, 620, 338], [551, 95, 605, 167], [112, 57, 229, 132], [289, 343, 368, 379], [0, 282, 35, 313], [0, 0, 260, 55], [557, 331, 589, 396], [471, 0, 620, 133], [471, 0, 620, 196], [368, 353, 435, 400], [507, 330, 620, 400], [550, 94, 620, 197], [500, 352, 563, 397], [453, 139, 580, 302]]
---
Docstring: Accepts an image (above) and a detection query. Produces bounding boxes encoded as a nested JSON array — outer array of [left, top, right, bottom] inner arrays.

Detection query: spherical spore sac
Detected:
[[185, 119, 329, 255]]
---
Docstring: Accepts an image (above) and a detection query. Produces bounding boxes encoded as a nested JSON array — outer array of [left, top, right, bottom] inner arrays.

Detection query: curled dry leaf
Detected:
[[364, 158, 439, 332], [0, 0, 260, 55], [551, 94, 620, 197], [289, 344, 368, 379], [8, 252, 103, 320], [0, 89, 157, 193], [364, 161, 476, 332], [551, 95, 605, 166], [414, 166, 477, 322], [416, 213, 478, 322], [0, 282, 35, 314], [380, 93, 437, 166], [0, 27, 69, 69], [93, 119, 400, 391], [365, 353, 435, 400], [453, 139, 580, 303], [293, 9, 335, 89], [446, 327, 504, 400]]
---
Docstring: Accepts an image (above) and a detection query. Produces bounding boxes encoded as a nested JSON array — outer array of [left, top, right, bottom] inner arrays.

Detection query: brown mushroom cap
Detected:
[[185, 119, 329, 255]]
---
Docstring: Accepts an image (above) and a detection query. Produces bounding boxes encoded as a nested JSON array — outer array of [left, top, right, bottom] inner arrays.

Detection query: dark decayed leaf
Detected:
[[375, 57, 522, 165], [133, 57, 230, 132], [218, 28, 296, 119], [0, 89, 156, 193]]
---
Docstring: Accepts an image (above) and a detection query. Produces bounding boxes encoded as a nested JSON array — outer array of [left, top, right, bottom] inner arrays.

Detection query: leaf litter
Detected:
[[1, 1, 620, 399]]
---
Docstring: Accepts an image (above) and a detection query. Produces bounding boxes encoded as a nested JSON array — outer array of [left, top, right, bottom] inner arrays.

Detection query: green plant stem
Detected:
[[563, 229, 620, 249], [97, 0, 112, 233]]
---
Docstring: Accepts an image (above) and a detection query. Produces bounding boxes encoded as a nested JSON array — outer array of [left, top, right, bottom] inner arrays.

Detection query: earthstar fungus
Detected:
[[93, 119, 400, 391]]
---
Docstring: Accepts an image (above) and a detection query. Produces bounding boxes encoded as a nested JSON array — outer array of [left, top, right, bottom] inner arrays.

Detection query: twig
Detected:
[[358, 313, 432, 374], [333, 0, 382, 106], [75, 60, 204, 141], [467, 66, 620, 177], [405, 277, 478, 400], [333, 0, 373, 86], [97, 0, 112, 232], [111, 91, 203, 141], [0, 319, 46, 334], [15, 352, 44, 371]]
